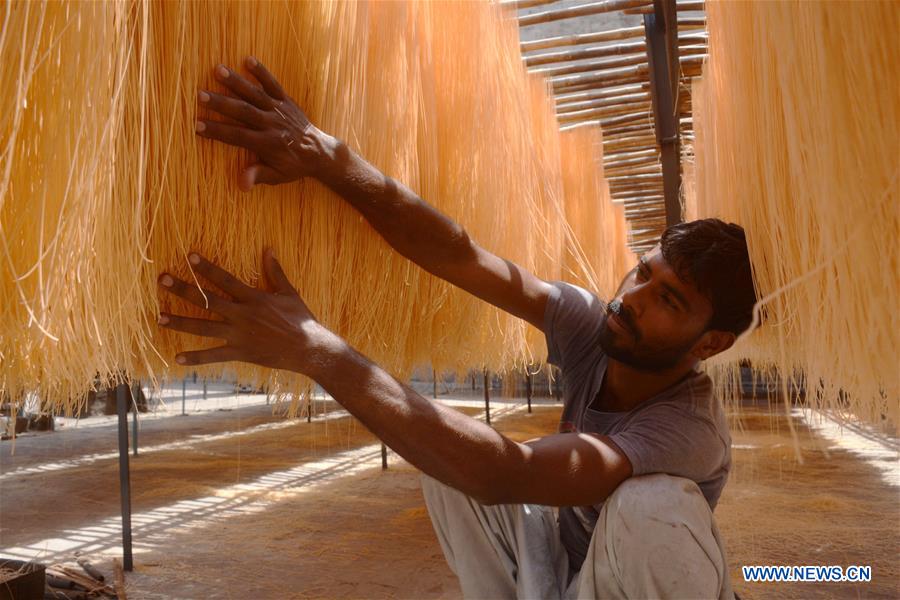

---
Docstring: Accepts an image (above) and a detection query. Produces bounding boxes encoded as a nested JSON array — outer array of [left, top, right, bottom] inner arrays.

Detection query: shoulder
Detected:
[[610, 376, 731, 480], [543, 281, 607, 369]]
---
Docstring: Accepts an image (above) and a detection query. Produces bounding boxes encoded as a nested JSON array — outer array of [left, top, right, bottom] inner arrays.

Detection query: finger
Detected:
[[158, 273, 235, 317], [196, 120, 268, 154], [214, 64, 274, 110], [239, 163, 284, 192], [245, 56, 287, 101], [263, 248, 296, 295], [187, 252, 257, 301], [158, 312, 231, 340], [175, 345, 239, 367], [199, 90, 270, 129]]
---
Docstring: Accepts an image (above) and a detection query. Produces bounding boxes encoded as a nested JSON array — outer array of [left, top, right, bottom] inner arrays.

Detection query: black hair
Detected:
[[659, 218, 758, 336]]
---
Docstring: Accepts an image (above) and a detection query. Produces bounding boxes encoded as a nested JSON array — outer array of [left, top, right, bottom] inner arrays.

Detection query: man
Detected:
[[160, 58, 756, 598]]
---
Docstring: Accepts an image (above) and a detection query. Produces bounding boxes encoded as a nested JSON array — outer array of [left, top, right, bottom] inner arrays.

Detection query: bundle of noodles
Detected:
[[1, 0, 633, 415], [684, 1, 899, 428], [559, 126, 634, 299]]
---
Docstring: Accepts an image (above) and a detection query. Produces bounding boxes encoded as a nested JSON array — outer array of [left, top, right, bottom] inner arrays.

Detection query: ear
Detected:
[[691, 329, 736, 361]]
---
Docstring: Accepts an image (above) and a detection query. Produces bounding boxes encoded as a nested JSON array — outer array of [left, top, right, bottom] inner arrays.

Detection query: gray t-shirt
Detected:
[[543, 281, 732, 572]]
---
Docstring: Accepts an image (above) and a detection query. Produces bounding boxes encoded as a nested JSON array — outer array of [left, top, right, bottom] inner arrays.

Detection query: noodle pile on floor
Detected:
[[1, 1, 632, 414], [683, 1, 899, 428]]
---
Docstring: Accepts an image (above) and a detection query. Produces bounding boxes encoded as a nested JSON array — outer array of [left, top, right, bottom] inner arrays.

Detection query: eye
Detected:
[[661, 294, 678, 309], [635, 266, 648, 282]]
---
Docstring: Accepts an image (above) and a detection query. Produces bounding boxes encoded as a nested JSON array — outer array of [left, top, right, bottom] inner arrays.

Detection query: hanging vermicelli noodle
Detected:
[[684, 0, 899, 428], [1, 0, 633, 415]]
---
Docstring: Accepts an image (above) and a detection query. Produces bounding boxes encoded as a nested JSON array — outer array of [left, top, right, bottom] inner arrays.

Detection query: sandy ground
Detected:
[[1, 389, 898, 599]]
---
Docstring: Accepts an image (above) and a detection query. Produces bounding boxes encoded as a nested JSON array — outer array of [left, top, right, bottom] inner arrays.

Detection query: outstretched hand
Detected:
[[157, 249, 325, 372], [196, 57, 336, 191]]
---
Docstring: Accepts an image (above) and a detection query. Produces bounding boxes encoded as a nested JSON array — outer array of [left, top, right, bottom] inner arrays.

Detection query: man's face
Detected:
[[599, 246, 715, 372]]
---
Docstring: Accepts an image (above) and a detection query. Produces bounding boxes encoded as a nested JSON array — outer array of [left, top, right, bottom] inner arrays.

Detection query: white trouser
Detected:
[[421, 473, 735, 600]]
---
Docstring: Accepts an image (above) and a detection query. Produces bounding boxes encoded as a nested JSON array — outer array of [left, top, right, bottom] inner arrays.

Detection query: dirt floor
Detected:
[[1, 390, 898, 599]]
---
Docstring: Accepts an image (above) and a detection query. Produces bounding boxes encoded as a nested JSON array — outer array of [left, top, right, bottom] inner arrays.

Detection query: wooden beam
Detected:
[[644, 0, 683, 227]]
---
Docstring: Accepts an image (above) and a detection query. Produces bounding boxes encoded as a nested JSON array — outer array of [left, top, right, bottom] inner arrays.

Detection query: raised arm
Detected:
[[157, 251, 632, 506], [196, 58, 551, 329]]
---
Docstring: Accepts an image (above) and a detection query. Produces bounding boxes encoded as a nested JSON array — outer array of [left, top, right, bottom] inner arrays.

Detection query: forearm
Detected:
[[303, 324, 527, 503], [315, 131, 473, 271]]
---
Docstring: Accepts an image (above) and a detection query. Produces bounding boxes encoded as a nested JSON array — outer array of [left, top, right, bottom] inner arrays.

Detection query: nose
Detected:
[[620, 280, 645, 320]]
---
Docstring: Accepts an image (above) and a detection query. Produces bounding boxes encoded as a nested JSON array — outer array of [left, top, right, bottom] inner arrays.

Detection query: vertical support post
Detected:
[[181, 378, 186, 416], [203, 379, 207, 401], [483, 369, 491, 426], [307, 396, 312, 423], [131, 409, 138, 457], [525, 369, 533, 414], [644, 0, 682, 227], [115, 384, 134, 571], [381, 443, 388, 470], [432, 370, 438, 399]]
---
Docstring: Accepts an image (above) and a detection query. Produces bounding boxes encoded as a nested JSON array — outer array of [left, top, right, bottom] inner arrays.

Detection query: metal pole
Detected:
[[181, 378, 186, 416], [116, 384, 134, 571], [381, 443, 388, 469], [483, 369, 491, 426], [432, 370, 438, 399], [526, 370, 533, 414], [203, 379, 207, 401]]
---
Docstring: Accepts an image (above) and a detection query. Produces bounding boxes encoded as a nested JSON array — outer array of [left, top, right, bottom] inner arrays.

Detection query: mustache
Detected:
[[606, 299, 640, 339]]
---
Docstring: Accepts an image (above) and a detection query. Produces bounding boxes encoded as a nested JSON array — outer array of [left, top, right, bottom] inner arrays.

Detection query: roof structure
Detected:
[[505, 0, 708, 254]]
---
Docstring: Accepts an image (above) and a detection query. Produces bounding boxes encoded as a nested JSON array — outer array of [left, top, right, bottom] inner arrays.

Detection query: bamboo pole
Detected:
[[607, 166, 663, 179], [551, 56, 704, 87], [605, 156, 661, 171], [612, 193, 665, 202], [527, 40, 646, 67], [626, 215, 667, 224], [609, 180, 663, 189], [552, 65, 649, 91], [522, 25, 646, 54], [603, 147, 659, 160], [608, 172, 663, 183], [557, 92, 650, 114], [610, 186, 665, 195], [625, 1, 704, 14], [533, 52, 648, 78], [601, 123, 654, 137], [559, 120, 601, 132], [558, 106, 650, 125], [521, 19, 705, 53], [606, 165, 662, 178], [501, 0, 559, 10], [625, 205, 667, 215], [602, 137, 657, 153], [555, 83, 645, 104], [614, 199, 665, 207], [519, 0, 652, 27], [554, 76, 647, 95], [558, 101, 650, 121]]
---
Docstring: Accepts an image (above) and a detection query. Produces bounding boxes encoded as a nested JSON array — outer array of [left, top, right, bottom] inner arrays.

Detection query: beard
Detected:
[[598, 299, 699, 372]]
